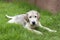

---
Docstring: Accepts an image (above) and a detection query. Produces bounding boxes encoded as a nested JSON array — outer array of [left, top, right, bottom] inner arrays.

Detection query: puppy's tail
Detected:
[[6, 15, 13, 18]]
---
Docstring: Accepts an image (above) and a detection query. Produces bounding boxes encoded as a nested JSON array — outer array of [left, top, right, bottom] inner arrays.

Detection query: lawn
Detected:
[[0, 1, 60, 40]]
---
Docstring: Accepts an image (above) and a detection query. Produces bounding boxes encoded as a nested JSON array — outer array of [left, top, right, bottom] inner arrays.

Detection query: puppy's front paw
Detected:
[[49, 30, 57, 32]]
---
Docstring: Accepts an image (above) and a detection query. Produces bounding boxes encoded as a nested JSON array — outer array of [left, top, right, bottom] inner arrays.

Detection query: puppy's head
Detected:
[[25, 10, 40, 26]]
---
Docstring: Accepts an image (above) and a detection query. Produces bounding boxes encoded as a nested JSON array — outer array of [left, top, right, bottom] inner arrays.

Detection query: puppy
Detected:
[[6, 10, 57, 35]]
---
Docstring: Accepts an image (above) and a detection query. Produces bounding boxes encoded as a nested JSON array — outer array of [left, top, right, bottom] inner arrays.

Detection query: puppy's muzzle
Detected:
[[32, 21, 35, 25]]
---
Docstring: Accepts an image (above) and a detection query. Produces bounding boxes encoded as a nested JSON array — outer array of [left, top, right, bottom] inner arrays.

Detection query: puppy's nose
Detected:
[[32, 22, 35, 25]]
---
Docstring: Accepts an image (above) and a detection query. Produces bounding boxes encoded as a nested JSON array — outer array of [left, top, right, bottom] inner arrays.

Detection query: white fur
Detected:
[[6, 10, 57, 35]]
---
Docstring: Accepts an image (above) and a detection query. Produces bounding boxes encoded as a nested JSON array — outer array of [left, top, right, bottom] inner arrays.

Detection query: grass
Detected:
[[0, 1, 60, 40]]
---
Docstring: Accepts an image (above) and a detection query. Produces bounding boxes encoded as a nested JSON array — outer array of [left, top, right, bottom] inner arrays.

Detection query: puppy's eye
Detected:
[[35, 16, 37, 18], [29, 16, 32, 18]]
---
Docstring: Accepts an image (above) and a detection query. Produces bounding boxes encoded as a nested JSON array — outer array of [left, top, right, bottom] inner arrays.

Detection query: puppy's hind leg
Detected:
[[6, 15, 13, 18], [8, 19, 15, 23], [6, 15, 15, 23]]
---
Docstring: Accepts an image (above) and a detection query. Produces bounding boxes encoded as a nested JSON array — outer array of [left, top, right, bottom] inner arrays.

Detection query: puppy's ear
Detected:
[[24, 14, 29, 22], [37, 12, 40, 20]]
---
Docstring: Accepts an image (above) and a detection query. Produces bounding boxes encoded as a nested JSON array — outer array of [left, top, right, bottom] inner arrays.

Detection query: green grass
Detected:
[[0, 1, 60, 40]]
